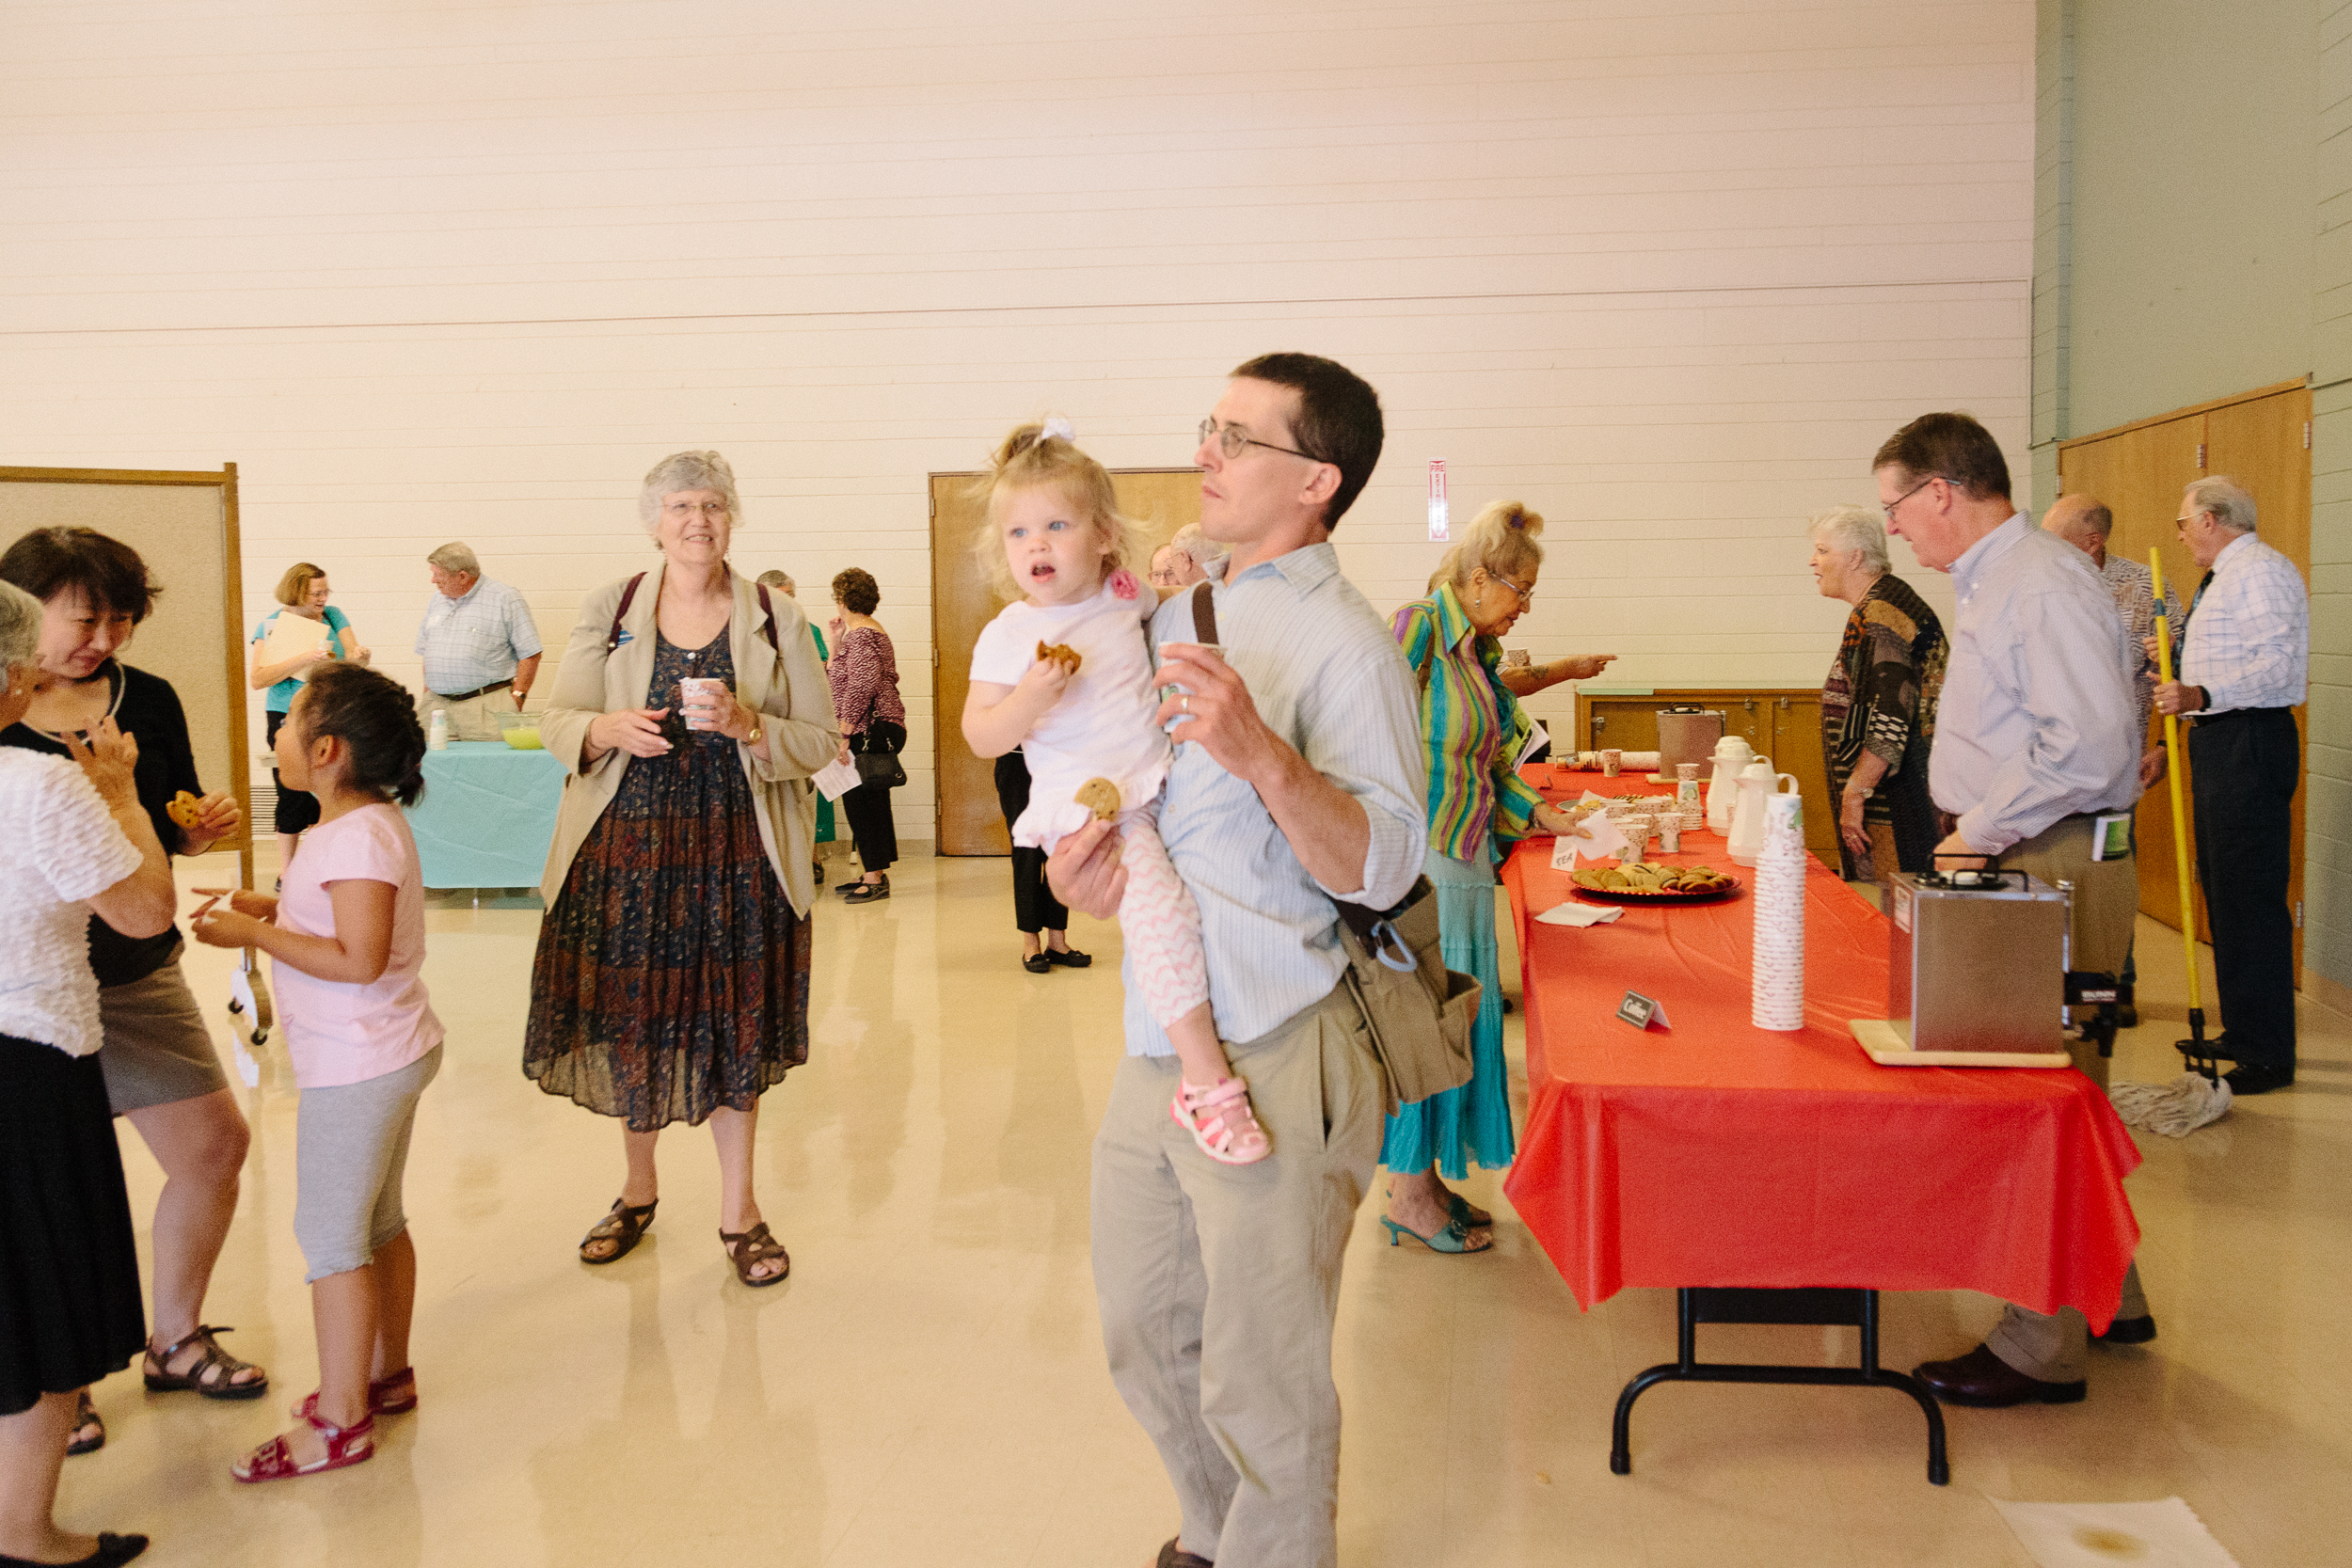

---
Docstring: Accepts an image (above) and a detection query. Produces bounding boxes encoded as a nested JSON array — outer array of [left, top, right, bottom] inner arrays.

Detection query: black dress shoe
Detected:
[[2094, 1314, 2157, 1345], [1155, 1540, 1213, 1568], [841, 876, 890, 904], [1913, 1343, 2086, 1407], [0, 1535, 151, 1567], [1045, 946, 1092, 969], [2223, 1062, 2294, 1095], [1023, 953, 1053, 974]]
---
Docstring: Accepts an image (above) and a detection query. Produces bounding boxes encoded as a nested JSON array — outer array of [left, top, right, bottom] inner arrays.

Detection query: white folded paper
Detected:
[[1514, 721, 1551, 772], [1550, 811, 1627, 865], [1991, 1497, 2238, 1568], [812, 756, 863, 802], [1535, 900, 1623, 927]]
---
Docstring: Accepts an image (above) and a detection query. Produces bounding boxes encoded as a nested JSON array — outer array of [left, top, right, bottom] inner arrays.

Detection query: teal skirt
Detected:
[[1379, 845, 1514, 1179]]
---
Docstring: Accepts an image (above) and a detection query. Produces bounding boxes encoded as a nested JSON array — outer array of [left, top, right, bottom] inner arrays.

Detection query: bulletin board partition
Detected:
[[0, 465, 254, 891]]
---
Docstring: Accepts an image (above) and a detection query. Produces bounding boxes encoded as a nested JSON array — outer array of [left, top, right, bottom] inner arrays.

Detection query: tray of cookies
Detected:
[[1568, 863, 1741, 905]]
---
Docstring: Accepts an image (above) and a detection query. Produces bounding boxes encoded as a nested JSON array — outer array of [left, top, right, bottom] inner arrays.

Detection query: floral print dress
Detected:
[[523, 626, 812, 1131]]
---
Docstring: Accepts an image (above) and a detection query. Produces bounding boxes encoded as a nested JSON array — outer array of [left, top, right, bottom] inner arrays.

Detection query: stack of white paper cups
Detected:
[[1751, 791, 1806, 1031]]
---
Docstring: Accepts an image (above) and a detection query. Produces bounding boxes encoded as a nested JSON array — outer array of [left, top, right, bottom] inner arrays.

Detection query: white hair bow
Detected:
[[1041, 416, 1075, 444]]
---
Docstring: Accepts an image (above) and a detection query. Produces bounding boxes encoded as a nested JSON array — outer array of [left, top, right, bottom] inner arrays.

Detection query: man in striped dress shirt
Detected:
[[1051, 354, 1423, 1568], [2153, 476, 2311, 1096]]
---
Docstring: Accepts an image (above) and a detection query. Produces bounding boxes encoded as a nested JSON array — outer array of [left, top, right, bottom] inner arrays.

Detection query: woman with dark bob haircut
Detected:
[[826, 567, 905, 902], [1, 528, 271, 1457]]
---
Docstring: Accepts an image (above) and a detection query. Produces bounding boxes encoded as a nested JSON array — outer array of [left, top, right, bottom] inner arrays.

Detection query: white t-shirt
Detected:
[[274, 801, 444, 1089], [970, 579, 1169, 849], [0, 751, 143, 1056]]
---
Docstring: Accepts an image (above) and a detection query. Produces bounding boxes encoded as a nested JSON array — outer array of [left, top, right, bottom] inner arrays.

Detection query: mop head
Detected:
[[2108, 1073, 2233, 1137]]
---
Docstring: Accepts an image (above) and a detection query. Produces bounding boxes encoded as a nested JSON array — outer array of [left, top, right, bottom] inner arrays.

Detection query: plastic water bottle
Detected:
[[428, 708, 448, 751]]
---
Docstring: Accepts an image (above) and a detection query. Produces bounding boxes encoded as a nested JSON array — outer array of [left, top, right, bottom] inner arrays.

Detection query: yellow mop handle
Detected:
[[2149, 549, 2201, 1012]]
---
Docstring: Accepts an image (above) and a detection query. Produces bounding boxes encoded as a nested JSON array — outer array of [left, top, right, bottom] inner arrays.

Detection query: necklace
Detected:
[[18, 662, 124, 742]]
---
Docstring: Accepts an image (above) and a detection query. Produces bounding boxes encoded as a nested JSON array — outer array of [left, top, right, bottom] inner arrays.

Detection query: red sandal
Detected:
[[294, 1368, 416, 1419], [1170, 1077, 1271, 1164], [230, 1410, 374, 1482]]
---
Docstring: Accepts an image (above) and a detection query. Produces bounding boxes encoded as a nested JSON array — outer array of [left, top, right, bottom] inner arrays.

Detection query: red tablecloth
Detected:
[[1499, 768, 2142, 1327]]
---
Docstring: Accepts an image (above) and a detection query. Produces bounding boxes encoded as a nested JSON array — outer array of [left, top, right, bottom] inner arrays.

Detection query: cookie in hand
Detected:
[[1073, 778, 1120, 821], [1036, 641, 1082, 673], [167, 790, 204, 830]]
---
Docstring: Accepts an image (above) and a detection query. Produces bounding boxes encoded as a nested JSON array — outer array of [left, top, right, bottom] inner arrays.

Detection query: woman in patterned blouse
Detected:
[[1809, 503, 1947, 881], [1382, 502, 1604, 1253], [826, 567, 906, 903]]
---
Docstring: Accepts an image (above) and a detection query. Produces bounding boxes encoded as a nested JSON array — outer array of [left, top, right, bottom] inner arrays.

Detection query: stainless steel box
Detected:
[[1882, 870, 2067, 1057]]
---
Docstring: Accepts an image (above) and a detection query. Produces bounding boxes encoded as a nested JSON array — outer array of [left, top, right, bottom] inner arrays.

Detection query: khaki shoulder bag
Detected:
[[1183, 583, 1479, 1115]]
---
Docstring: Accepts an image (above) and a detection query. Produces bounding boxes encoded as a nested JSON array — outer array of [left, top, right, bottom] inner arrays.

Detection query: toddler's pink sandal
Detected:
[[1171, 1077, 1272, 1164]]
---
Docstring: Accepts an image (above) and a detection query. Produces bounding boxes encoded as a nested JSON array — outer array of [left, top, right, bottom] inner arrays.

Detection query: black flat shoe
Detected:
[[1913, 1343, 2085, 1406], [0, 1534, 150, 1566], [1045, 947, 1091, 969], [842, 877, 890, 904], [2094, 1314, 2157, 1345], [1023, 953, 1053, 974], [812, 861, 825, 885]]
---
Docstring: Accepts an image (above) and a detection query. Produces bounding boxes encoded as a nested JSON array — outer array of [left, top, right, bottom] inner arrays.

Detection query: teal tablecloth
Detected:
[[404, 741, 566, 889]]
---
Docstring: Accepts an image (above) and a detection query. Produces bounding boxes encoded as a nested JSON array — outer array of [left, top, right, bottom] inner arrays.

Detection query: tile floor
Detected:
[[56, 852, 2352, 1566]]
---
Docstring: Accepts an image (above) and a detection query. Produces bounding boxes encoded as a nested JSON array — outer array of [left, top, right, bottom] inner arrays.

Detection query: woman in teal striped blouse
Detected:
[[1382, 501, 1608, 1252]]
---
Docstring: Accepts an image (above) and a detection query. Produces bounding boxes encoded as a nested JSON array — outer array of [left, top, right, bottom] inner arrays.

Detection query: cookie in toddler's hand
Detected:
[[1035, 641, 1082, 673], [1073, 778, 1121, 821], [167, 790, 204, 830]]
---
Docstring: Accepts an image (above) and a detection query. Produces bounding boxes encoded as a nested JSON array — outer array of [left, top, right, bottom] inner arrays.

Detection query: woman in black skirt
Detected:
[[0, 580, 179, 1566]]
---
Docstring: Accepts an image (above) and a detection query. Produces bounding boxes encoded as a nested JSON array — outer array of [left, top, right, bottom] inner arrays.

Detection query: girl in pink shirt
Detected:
[[193, 664, 441, 1482]]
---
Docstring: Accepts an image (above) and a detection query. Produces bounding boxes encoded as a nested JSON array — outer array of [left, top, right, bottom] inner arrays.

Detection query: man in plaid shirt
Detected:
[[2153, 477, 2310, 1096], [417, 542, 543, 741]]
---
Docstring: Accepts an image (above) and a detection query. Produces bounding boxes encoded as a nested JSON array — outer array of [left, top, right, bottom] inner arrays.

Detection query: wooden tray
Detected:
[[1849, 1019, 2072, 1069]]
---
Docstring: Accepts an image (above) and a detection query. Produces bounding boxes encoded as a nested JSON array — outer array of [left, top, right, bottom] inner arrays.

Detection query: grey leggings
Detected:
[[294, 1046, 442, 1283]]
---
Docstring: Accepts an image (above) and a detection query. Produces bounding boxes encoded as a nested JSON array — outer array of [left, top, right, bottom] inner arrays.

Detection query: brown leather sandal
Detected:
[[144, 1325, 269, 1400], [719, 1222, 790, 1287], [580, 1197, 657, 1264], [66, 1389, 104, 1455]]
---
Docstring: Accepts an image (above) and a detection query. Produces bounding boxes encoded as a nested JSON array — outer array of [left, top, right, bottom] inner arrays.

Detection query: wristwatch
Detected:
[[744, 724, 763, 746]]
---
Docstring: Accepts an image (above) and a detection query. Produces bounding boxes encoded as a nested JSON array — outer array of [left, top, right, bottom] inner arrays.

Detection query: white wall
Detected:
[[0, 0, 2034, 830]]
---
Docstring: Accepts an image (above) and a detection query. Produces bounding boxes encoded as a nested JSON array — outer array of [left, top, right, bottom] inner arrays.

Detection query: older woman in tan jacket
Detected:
[[523, 451, 836, 1287]]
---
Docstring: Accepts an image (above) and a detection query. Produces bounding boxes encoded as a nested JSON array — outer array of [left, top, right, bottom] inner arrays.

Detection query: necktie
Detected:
[[2188, 569, 2214, 618]]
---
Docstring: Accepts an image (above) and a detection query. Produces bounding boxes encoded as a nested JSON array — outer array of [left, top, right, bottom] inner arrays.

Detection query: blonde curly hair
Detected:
[[969, 420, 1137, 604]]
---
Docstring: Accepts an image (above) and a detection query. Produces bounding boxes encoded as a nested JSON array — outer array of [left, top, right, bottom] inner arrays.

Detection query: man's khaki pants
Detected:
[[426, 689, 512, 742], [1984, 815, 2148, 1383], [1090, 982, 1385, 1568]]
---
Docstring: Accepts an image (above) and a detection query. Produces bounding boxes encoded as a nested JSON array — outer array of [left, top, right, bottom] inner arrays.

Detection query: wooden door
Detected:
[[2058, 380, 2311, 982], [929, 468, 1201, 856]]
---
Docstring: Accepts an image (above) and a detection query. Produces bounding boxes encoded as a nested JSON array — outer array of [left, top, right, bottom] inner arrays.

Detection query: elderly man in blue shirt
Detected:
[[416, 542, 542, 741], [1876, 412, 2156, 1407], [2153, 477, 2310, 1096], [1051, 354, 1423, 1568]]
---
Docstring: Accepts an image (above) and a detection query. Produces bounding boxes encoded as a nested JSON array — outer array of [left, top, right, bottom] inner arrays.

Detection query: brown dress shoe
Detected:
[[1155, 1539, 1214, 1568], [1914, 1343, 2086, 1407]]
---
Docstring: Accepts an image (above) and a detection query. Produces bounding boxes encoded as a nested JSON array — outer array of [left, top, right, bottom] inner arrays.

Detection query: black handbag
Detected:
[[850, 729, 907, 789], [1181, 583, 1477, 1113]]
